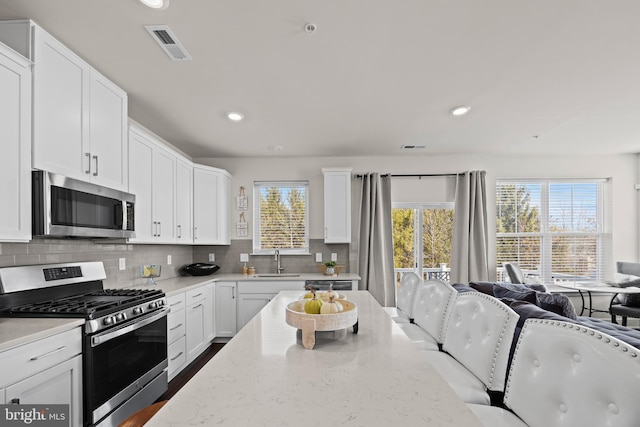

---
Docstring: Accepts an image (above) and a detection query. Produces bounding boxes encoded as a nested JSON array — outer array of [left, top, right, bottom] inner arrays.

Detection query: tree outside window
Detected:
[[253, 181, 309, 254], [393, 204, 454, 284], [496, 180, 610, 283]]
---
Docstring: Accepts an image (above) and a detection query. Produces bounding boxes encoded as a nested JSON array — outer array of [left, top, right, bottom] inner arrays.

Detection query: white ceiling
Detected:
[[1, 0, 640, 159]]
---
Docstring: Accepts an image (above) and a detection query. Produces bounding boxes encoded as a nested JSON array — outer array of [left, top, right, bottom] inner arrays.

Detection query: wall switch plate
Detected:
[[240, 253, 249, 263], [315, 253, 323, 263], [167, 255, 172, 265], [209, 253, 215, 262], [119, 258, 126, 271], [331, 253, 338, 262]]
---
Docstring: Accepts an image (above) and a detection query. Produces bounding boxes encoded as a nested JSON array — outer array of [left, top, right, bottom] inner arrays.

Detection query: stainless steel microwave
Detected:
[[32, 170, 135, 239]]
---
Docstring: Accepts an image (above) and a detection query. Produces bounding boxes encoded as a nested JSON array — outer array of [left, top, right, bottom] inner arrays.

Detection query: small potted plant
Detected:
[[324, 261, 337, 275]]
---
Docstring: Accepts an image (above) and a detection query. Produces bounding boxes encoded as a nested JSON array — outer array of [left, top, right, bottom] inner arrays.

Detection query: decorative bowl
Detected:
[[182, 263, 220, 276], [285, 299, 358, 349]]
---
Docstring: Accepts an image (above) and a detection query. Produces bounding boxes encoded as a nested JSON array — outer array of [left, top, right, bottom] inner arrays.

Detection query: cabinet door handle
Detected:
[[232, 287, 235, 299], [192, 293, 203, 298], [92, 155, 99, 176], [169, 323, 183, 331], [177, 224, 182, 238], [85, 153, 91, 174], [170, 301, 183, 307], [30, 346, 66, 361], [170, 351, 184, 361], [158, 221, 161, 237], [192, 303, 203, 309], [153, 221, 157, 237], [194, 227, 198, 240]]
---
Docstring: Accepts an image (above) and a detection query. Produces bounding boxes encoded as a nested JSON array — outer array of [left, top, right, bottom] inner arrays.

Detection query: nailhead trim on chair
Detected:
[[504, 319, 640, 397], [448, 292, 517, 389]]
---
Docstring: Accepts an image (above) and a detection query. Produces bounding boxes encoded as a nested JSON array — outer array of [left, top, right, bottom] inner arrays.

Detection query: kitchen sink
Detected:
[[253, 273, 301, 277]]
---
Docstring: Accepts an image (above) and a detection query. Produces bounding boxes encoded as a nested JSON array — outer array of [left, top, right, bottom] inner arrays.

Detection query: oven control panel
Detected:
[[86, 297, 167, 333], [43, 266, 83, 281]]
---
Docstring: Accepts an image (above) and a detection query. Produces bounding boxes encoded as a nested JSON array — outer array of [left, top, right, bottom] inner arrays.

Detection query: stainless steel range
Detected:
[[0, 262, 169, 427]]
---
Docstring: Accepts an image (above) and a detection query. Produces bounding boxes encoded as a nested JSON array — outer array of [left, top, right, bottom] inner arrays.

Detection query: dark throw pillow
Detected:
[[536, 292, 578, 320], [622, 293, 640, 307], [469, 281, 496, 296], [492, 282, 537, 304]]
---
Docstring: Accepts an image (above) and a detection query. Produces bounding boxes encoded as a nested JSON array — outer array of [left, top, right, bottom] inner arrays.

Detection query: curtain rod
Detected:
[[355, 173, 459, 178]]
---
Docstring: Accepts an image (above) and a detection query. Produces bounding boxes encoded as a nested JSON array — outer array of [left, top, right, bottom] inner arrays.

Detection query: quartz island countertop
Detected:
[[146, 290, 482, 426]]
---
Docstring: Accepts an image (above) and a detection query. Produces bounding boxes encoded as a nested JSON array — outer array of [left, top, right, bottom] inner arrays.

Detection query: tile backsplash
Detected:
[[193, 240, 349, 276], [0, 238, 350, 288]]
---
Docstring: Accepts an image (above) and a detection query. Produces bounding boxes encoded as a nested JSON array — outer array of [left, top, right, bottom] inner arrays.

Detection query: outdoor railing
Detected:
[[395, 267, 451, 288]]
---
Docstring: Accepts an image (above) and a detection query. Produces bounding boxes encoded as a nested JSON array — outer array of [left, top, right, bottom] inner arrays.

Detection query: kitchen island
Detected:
[[146, 290, 482, 426]]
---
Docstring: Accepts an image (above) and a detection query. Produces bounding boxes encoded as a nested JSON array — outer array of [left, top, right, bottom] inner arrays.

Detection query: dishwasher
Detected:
[[304, 280, 353, 291]]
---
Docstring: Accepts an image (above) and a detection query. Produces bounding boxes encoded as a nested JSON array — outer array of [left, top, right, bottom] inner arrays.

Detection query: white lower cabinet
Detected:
[[166, 282, 215, 379], [166, 293, 186, 380], [237, 293, 276, 331], [185, 283, 214, 362], [237, 281, 305, 331], [214, 282, 237, 338], [167, 336, 187, 381], [0, 327, 83, 427]]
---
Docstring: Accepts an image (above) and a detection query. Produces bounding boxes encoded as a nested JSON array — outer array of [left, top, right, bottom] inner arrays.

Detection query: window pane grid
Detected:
[[496, 180, 609, 283], [254, 182, 309, 253]]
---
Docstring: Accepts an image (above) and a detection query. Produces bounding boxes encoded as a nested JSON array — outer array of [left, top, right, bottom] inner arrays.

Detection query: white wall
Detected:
[[196, 153, 638, 278]]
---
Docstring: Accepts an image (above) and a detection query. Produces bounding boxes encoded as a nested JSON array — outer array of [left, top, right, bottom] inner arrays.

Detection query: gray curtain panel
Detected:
[[354, 173, 396, 307], [450, 170, 489, 284]]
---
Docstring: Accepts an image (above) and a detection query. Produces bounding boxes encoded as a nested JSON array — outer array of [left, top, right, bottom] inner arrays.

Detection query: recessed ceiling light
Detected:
[[227, 112, 244, 122], [268, 145, 284, 151], [450, 105, 471, 116], [140, 0, 169, 9]]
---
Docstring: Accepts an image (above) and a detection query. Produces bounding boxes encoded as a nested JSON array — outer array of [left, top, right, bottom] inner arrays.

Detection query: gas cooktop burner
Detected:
[[7, 288, 165, 318]]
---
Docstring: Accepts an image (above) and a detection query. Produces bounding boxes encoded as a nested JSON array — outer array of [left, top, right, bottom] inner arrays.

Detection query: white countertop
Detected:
[[143, 273, 360, 297], [146, 290, 482, 426], [0, 317, 85, 352]]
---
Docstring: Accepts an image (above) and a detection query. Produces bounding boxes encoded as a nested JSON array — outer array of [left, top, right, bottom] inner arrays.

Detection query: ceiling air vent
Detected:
[[400, 145, 426, 150], [144, 25, 192, 61]]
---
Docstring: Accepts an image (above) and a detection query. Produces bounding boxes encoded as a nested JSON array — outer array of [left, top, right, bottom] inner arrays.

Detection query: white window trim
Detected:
[[253, 180, 310, 255], [496, 178, 611, 283]]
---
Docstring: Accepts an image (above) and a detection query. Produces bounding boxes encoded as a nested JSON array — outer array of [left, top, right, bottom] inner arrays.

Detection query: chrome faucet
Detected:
[[274, 249, 285, 274]]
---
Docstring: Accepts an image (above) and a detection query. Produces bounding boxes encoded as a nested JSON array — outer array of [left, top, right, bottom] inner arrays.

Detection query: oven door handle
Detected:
[[91, 307, 169, 347]]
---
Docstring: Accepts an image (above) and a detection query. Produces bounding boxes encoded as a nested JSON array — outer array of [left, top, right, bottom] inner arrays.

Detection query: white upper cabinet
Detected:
[[0, 20, 128, 191], [0, 42, 31, 242], [175, 158, 193, 243], [88, 70, 128, 190], [193, 165, 231, 245], [322, 168, 352, 243], [128, 124, 176, 243]]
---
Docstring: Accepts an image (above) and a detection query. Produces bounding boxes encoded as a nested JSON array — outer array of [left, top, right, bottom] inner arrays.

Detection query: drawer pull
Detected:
[[169, 323, 183, 331], [30, 346, 66, 361], [170, 301, 183, 307], [170, 351, 184, 361], [192, 303, 203, 309], [192, 293, 203, 298]]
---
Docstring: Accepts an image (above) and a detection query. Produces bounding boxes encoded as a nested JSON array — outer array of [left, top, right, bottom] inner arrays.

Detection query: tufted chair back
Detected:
[[412, 279, 457, 344], [441, 292, 519, 392], [505, 319, 640, 427], [396, 272, 421, 319]]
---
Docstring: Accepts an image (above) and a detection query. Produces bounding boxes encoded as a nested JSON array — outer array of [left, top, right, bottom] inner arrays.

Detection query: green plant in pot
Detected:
[[324, 261, 336, 275]]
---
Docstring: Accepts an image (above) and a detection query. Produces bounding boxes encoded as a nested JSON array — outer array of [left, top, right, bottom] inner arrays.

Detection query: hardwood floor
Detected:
[[158, 342, 225, 401]]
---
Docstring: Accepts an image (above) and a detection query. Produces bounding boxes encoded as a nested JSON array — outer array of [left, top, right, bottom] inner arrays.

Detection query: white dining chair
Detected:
[[397, 279, 457, 351], [423, 292, 519, 405], [383, 272, 421, 323], [468, 319, 640, 427]]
